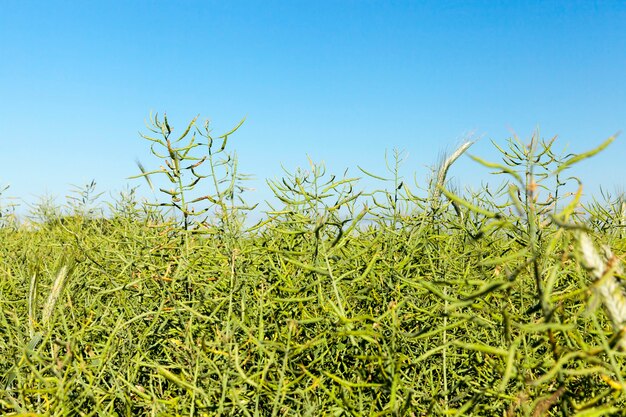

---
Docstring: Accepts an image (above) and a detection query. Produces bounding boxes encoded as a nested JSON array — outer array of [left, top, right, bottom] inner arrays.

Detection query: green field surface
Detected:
[[2, 116, 625, 416]]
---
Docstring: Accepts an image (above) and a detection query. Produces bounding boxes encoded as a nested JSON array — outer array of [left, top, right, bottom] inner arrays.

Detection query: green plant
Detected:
[[131, 113, 251, 237], [0, 183, 18, 229], [438, 132, 624, 415], [2, 123, 625, 416]]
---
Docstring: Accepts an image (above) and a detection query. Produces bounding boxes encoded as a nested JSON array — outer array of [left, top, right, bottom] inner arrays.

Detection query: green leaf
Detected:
[[438, 186, 501, 218], [357, 166, 390, 181], [468, 154, 523, 184], [553, 134, 617, 175]]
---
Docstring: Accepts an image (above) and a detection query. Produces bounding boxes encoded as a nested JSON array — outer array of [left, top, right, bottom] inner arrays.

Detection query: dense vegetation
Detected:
[[1, 115, 625, 416]]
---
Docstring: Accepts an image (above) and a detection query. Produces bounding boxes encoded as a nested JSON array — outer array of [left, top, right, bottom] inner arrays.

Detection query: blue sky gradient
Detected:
[[1, 1, 625, 213]]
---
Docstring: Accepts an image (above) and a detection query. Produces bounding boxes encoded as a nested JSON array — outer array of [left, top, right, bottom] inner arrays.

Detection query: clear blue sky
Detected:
[[1, 1, 625, 214]]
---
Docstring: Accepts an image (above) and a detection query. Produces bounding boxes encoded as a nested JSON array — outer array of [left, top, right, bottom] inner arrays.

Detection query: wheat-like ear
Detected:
[[577, 232, 626, 350], [433, 141, 474, 202], [28, 271, 38, 337], [41, 256, 75, 326], [619, 200, 626, 239], [430, 140, 474, 216]]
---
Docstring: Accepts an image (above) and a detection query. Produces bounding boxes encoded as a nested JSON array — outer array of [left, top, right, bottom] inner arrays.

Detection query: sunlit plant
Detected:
[[131, 113, 253, 236]]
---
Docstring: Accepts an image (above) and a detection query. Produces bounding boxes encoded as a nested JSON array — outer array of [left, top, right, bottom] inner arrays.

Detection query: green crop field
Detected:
[[1, 115, 625, 416]]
